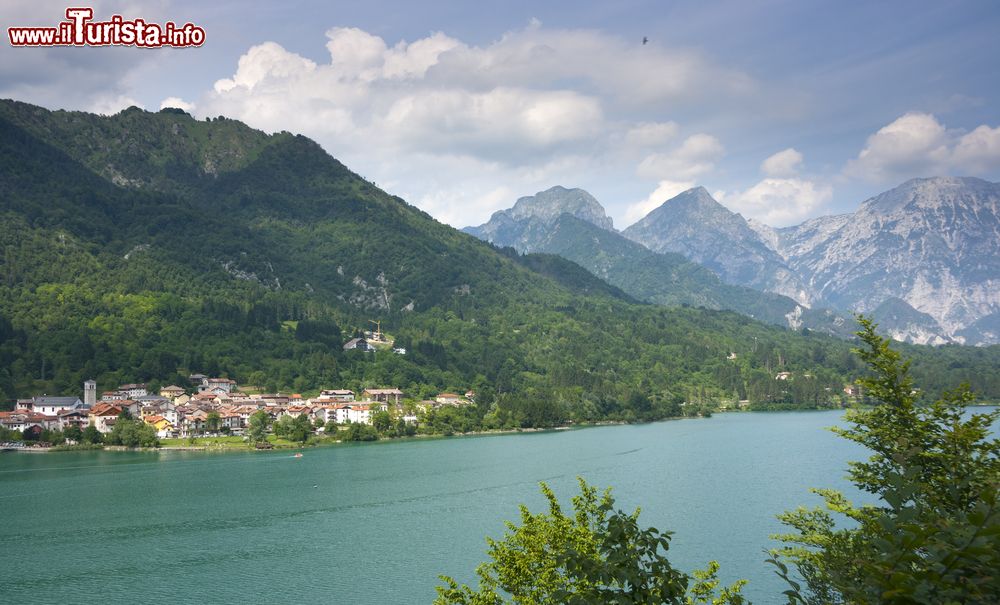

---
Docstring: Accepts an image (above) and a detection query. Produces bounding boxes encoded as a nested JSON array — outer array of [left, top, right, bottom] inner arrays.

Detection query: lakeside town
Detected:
[[0, 372, 476, 449]]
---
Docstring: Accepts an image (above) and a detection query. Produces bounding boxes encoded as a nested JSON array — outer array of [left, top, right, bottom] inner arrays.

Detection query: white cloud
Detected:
[[89, 94, 143, 115], [624, 121, 679, 148], [188, 23, 756, 226], [952, 124, 1000, 174], [213, 42, 317, 93], [636, 134, 724, 180], [623, 179, 697, 226], [846, 112, 1000, 181], [726, 178, 833, 227], [159, 97, 195, 112], [761, 148, 803, 177]]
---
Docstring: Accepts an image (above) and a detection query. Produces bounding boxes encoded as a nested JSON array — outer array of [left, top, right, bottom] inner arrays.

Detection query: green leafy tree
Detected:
[[247, 410, 270, 446], [372, 410, 392, 433], [771, 316, 1000, 604], [342, 423, 378, 442], [288, 413, 312, 443], [81, 424, 102, 444], [273, 415, 294, 438], [205, 411, 221, 433], [63, 424, 83, 443], [435, 478, 747, 604]]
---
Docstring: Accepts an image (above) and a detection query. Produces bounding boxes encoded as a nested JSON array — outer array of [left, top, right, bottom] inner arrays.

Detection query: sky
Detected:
[[2, 0, 999, 229]]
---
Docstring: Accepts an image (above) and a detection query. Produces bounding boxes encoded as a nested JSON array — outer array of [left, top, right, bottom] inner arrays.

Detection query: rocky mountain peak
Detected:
[[506, 186, 614, 230], [862, 176, 998, 215]]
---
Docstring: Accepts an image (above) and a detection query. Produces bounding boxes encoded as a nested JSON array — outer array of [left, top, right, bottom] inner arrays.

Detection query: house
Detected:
[[393, 347, 407, 355], [254, 394, 289, 406], [844, 384, 863, 399], [143, 415, 175, 439], [343, 338, 374, 352], [188, 373, 207, 384], [58, 408, 90, 431], [180, 409, 209, 436], [435, 393, 464, 406], [362, 388, 403, 405], [319, 389, 355, 402], [88, 403, 125, 434], [198, 377, 237, 394], [0, 411, 56, 432], [137, 394, 170, 406], [284, 405, 312, 419], [118, 383, 148, 399], [346, 404, 373, 425], [101, 391, 128, 402], [775, 372, 793, 381], [193, 391, 219, 404], [219, 407, 245, 431], [25, 396, 85, 416], [160, 385, 186, 399]]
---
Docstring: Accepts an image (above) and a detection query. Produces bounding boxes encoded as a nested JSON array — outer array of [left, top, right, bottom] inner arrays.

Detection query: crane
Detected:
[[369, 319, 383, 342]]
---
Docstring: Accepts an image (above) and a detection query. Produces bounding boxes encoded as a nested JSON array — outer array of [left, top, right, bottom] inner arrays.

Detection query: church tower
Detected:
[[84, 379, 96, 408]]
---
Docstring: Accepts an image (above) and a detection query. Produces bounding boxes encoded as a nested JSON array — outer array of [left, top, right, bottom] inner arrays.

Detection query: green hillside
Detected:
[[1, 99, 997, 424]]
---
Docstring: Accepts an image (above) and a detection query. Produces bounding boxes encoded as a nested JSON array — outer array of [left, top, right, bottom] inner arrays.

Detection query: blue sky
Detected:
[[3, 0, 999, 228]]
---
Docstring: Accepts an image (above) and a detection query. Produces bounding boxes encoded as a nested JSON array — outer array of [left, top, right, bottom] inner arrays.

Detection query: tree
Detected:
[[63, 424, 82, 443], [771, 316, 1000, 604], [372, 410, 392, 433], [206, 411, 221, 433], [435, 478, 747, 604], [273, 415, 294, 438], [81, 424, 102, 444], [247, 410, 270, 446], [288, 413, 312, 443]]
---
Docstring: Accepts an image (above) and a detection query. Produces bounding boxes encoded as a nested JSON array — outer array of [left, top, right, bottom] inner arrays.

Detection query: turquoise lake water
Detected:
[[1, 411, 870, 604]]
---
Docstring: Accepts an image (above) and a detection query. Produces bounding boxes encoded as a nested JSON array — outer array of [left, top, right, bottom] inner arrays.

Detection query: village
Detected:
[[0, 374, 475, 445], [0, 324, 480, 447]]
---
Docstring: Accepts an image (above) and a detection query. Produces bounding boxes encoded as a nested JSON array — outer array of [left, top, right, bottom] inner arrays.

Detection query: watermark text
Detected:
[[8, 7, 205, 48]]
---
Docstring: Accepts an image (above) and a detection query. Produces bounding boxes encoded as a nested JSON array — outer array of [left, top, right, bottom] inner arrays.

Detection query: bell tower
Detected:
[[84, 379, 97, 408]]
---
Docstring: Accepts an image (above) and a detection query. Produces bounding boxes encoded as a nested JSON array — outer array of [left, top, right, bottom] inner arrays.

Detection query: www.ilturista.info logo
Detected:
[[8, 7, 205, 48]]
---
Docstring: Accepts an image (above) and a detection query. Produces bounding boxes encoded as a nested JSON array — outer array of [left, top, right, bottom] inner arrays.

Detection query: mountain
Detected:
[[774, 177, 1000, 344], [1, 99, 997, 415], [464, 186, 614, 248], [620, 179, 999, 345], [466, 196, 851, 335], [870, 298, 949, 346], [621, 187, 813, 305]]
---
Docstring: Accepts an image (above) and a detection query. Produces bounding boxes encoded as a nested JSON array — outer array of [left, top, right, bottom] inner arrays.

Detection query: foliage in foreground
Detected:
[[771, 316, 1000, 604], [434, 478, 747, 604]]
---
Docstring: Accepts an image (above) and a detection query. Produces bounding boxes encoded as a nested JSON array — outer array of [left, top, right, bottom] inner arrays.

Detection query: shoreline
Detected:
[[14, 404, 996, 454]]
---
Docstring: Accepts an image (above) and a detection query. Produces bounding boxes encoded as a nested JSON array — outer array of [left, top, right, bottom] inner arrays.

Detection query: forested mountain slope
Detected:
[[1, 99, 997, 419]]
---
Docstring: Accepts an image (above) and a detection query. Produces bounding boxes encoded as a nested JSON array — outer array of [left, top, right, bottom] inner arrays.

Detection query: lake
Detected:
[[1, 411, 869, 604]]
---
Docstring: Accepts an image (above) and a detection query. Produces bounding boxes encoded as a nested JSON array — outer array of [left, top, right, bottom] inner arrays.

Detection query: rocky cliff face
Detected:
[[775, 177, 1000, 344], [465, 186, 613, 249], [620, 187, 814, 305]]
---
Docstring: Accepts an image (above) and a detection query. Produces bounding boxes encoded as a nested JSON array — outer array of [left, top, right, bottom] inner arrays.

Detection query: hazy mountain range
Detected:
[[466, 178, 1000, 345]]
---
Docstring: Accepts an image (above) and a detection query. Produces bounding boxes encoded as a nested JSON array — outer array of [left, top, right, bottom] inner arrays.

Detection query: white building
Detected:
[[118, 383, 148, 399], [28, 396, 85, 416]]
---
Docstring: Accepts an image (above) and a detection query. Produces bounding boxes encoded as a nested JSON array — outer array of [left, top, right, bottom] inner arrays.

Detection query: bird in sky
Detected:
[[642, 36, 648, 45]]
